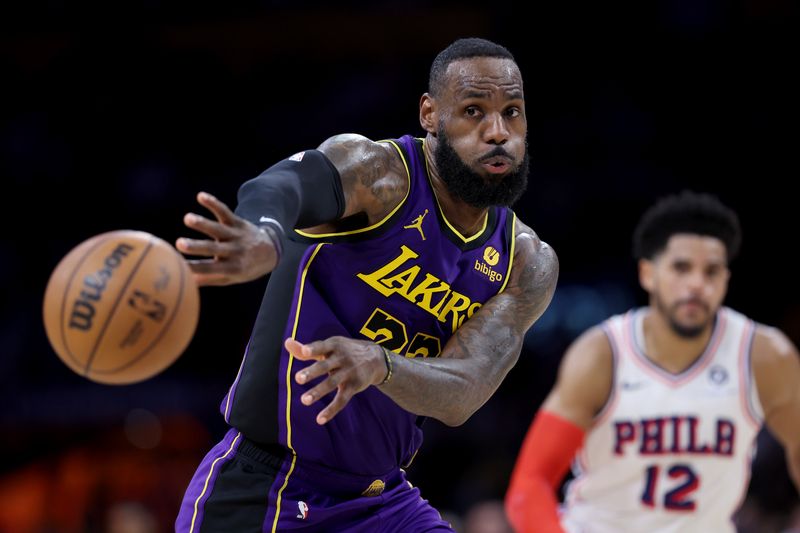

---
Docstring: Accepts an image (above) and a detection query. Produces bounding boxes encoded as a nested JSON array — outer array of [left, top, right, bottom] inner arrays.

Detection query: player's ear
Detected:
[[419, 93, 437, 134], [639, 259, 654, 292]]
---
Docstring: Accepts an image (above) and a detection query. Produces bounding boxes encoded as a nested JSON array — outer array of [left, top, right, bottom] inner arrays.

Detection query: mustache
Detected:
[[675, 298, 709, 311], [478, 146, 514, 163]]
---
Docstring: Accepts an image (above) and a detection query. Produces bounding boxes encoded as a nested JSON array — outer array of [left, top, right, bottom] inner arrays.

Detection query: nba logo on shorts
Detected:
[[296, 501, 309, 520]]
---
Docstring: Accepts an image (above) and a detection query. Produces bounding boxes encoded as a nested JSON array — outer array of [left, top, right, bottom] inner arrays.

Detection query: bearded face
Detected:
[[641, 235, 731, 339], [433, 126, 529, 209], [652, 289, 713, 339]]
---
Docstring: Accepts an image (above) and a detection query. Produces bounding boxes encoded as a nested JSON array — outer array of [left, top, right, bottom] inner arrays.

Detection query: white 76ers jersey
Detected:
[[561, 307, 763, 533]]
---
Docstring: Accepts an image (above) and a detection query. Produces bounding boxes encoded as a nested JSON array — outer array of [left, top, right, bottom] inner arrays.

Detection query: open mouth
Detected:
[[480, 156, 512, 175]]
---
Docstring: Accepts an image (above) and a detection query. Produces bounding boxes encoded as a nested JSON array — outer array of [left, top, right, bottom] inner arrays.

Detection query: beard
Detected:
[[653, 292, 712, 339], [433, 127, 529, 209]]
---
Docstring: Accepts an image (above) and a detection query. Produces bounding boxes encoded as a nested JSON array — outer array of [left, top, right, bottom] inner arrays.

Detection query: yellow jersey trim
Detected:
[[293, 140, 411, 238], [189, 431, 242, 533], [272, 243, 326, 532], [498, 213, 517, 293]]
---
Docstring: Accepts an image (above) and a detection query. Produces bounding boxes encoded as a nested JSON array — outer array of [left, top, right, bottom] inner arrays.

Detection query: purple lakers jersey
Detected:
[[220, 135, 517, 476]]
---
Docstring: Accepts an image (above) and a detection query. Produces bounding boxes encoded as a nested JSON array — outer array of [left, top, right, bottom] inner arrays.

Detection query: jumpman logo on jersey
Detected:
[[404, 209, 429, 240]]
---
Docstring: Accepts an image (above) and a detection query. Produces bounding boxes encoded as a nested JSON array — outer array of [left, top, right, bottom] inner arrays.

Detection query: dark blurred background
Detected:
[[2, 1, 799, 532]]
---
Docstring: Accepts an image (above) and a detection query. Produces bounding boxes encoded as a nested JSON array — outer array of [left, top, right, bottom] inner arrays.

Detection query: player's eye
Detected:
[[673, 261, 690, 273], [465, 106, 482, 118]]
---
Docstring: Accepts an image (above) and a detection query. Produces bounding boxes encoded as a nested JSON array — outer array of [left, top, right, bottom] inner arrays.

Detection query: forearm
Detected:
[[505, 411, 585, 533], [506, 478, 564, 533], [380, 322, 522, 426]]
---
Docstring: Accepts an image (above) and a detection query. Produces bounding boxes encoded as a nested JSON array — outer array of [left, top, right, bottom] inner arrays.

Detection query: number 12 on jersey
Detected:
[[641, 463, 699, 511]]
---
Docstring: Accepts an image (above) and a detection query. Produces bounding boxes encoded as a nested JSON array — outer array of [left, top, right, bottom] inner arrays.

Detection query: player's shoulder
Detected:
[[751, 322, 799, 369], [566, 325, 614, 367], [749, 321, 800, 414], [504, 216, 559, 307], [556, 325, 614, 388], [511, 218, 557, 266], [318, 133, 399, 165], [316, 134, 407, 189], [548, 324, 615, 419]]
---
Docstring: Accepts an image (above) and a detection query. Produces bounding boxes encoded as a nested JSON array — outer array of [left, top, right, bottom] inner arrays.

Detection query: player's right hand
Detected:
[[176, 191, 279, 286], [286, 336, 388, 425]]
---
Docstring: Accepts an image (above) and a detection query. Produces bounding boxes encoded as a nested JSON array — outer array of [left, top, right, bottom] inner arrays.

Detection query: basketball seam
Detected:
[[92, 240, 191, 375], [83, 240, 155, 375]]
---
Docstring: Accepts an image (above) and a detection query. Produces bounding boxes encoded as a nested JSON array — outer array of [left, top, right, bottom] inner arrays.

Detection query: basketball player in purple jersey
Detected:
[[174, 38, 559, 532]]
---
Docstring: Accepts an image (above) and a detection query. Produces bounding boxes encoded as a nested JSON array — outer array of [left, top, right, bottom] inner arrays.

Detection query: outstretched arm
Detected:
[[176, 134, 407, 286], [291, 221, 559, 426], [753, 326, 800, 492]]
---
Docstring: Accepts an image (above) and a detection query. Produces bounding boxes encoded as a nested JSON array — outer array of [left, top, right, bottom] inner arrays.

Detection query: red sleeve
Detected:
[[505, 410, 585, 533]]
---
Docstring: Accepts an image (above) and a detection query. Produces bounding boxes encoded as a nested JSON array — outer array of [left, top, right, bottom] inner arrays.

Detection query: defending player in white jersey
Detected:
[[505, 190, 800, 533]]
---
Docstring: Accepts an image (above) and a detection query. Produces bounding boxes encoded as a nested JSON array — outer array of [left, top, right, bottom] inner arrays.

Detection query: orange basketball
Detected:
[[43, 230, 200, 385]]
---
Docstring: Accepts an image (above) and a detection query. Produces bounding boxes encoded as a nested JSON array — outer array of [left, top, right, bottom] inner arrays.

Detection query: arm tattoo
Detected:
[[319, 134, 407, 218], [380, 222, 559, 426]]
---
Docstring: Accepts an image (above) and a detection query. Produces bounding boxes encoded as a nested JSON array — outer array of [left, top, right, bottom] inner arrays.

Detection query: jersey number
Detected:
[[641, 464, 699, 511], [359, 307, 442, 358]]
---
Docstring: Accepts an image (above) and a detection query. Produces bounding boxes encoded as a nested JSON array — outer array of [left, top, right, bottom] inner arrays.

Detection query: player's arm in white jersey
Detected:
[[752, 325, 800, 491], [505, 326, 613, 533]]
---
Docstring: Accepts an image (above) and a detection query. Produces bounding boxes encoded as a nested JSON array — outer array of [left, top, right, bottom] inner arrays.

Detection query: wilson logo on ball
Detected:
[[43, 230, 200, 385], [69, 243, 135, 331]]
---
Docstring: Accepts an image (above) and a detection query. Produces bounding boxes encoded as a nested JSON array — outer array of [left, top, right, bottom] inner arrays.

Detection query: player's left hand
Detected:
[[286, 337, 387, 425]]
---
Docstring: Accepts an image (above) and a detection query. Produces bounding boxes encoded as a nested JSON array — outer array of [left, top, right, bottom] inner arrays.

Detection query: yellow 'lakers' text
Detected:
[[357, 246, 482, 333]]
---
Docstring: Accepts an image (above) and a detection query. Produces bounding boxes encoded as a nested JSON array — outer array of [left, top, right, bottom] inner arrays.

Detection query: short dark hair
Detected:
[[632, 190, 742, 261], [428, 37, 517, 97]]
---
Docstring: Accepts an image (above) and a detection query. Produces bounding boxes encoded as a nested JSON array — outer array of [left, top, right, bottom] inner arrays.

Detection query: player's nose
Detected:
[[483, 112, 509, 145]]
